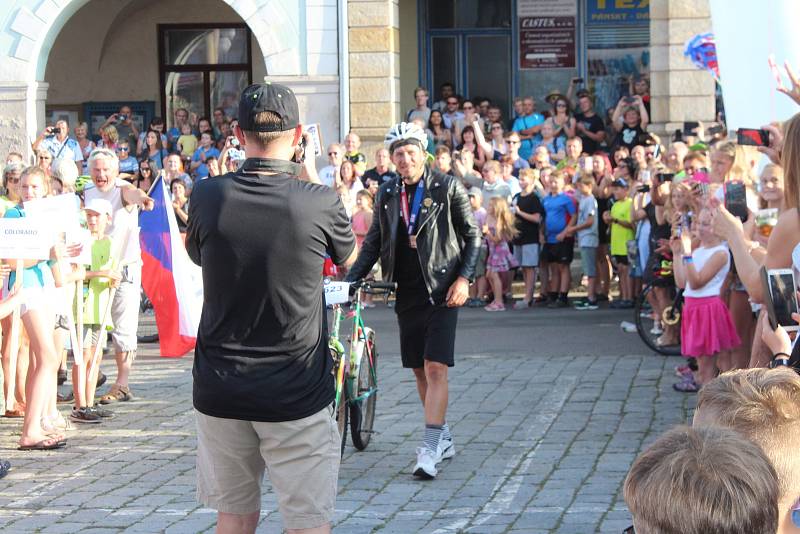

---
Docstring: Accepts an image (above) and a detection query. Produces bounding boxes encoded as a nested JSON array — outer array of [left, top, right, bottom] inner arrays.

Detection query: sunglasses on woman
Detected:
[[140, 167, 152, 173]]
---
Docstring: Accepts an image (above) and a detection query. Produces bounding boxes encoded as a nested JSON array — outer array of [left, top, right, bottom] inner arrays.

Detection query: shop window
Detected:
[[159, 24, 252, 129]]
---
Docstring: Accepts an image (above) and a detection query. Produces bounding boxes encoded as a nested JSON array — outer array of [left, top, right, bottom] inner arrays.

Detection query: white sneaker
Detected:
[[437, 436, 455, 462], [413, 447, 438, 479]]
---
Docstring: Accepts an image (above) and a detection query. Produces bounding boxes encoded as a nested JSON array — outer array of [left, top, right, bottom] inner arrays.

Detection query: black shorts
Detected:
[[612, 254, 629, 266], [542, 240, 574, 265], [397, 304, 458, 369]]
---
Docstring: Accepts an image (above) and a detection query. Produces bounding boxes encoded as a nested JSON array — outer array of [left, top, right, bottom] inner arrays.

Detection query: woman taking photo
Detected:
[[591, 153, 614, 301], [455, 125, 487, 170], [139, 129, 168, 172]]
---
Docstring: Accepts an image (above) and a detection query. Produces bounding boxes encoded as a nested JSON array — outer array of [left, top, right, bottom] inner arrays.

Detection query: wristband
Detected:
[[769, 354, 791, 369], [682, 256, 693, 264]]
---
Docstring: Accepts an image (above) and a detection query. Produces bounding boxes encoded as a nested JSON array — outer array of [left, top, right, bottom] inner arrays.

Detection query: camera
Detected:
[[118, 114, 128, 122], [658, 173, 674, 182], [637, 184, 650, 193], [46, 127, 60, 136], [229, 136, 239, 147]]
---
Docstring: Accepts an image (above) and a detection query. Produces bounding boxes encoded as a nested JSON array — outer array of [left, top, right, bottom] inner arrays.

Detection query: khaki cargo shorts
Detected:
[[195, 405, 340, 530]]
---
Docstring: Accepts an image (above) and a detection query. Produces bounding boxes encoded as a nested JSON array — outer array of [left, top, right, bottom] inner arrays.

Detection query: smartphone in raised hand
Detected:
[[724, 181, 749, 222], [736, 128, 769, 147], [761, 267, 799, 332]]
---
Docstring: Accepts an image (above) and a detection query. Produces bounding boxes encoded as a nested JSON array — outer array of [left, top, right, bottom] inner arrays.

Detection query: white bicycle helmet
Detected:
[[384, 122, 429, 151]]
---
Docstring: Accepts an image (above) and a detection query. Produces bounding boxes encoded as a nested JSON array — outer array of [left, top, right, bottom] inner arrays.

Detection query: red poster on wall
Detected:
[[518, 0, 577, 69]]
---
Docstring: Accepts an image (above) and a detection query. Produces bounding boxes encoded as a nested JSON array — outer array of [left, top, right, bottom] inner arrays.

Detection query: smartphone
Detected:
[[637, 184, 650, 193], [683, 121, 700, 136], [737, 128, 770, 147], [652, 144, 661, 159], [302, 123, 323, 157], [724, 181, 749, 222], [623, 96, 636, 105], [673, 129, 684, 143], [707, 124, 725, 136], [760, 267, 799, 332], [658, 173, 675, 182]]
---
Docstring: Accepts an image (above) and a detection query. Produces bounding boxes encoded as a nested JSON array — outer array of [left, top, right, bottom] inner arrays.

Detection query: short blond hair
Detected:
[[482, 160, 500, 174], [625, 425, 779, 534], [694, 368, 800, 503], [518, 168, 537, 182]]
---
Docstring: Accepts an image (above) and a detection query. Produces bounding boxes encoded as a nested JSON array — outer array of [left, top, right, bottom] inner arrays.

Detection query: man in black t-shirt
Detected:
[[361, 147, 397, 187], [186, 83, 356, 534], [346, 122, 480, 480], [574, 91, 606, 155]]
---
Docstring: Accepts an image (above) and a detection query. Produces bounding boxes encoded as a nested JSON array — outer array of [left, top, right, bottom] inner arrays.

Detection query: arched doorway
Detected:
[[43, 0, 268, 139]]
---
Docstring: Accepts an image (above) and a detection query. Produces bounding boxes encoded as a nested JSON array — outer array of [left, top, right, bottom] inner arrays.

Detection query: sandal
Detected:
[[484, 302, 506, 312], [673, 378, 699, 393], [99, 384, 133, 405], [18, 437, 66, 451], [4, 409, 24, 418]]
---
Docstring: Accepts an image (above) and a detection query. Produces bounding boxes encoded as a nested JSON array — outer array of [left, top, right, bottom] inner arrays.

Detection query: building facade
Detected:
[[0, 0, 714, 163]]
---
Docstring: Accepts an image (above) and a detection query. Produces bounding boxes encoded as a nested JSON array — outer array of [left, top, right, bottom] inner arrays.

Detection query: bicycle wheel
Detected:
[[137, 290, 159, 344], [350, 329, 377, 451], [635, 285, 680, 356]]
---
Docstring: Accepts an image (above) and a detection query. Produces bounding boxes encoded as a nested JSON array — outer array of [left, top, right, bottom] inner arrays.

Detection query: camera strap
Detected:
[[240, 157, 302, 177]]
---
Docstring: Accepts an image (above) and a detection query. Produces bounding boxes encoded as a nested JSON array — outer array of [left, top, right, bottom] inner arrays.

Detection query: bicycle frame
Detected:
[[329, 287, 378, 408]]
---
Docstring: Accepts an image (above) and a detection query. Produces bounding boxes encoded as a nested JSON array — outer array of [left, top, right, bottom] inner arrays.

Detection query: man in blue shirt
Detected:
[[190, 132, 220, 179], [511, 97, 544, 162], [168, 107, 191, 145], [32, 119, 83, 175], [541, 170, 576, 308]]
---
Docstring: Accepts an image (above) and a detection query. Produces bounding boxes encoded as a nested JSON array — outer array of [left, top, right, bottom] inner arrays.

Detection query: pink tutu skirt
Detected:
[[681, 296, 741, 357]]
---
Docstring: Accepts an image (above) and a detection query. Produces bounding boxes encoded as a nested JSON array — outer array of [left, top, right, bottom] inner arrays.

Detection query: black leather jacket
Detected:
[[347, 166, 481, 305]]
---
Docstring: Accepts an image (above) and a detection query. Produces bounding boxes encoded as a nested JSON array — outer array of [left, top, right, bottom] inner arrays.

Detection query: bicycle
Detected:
[[635, 283, 683, 356], [328, 279, 395, 457]]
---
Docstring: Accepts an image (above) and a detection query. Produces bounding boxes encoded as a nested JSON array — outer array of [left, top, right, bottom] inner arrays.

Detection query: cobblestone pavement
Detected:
[[0, 305, 694, 533]]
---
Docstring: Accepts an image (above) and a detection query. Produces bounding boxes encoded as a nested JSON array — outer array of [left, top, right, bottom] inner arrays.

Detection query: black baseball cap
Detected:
[[238, 82, 299, 132]]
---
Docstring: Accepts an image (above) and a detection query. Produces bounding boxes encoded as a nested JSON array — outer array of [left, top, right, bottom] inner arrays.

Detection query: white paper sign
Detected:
[[24, 193, 81, 229], [0, 219, 52, 260], [66, 227, 93, 266], [323, 279, 350, 305]]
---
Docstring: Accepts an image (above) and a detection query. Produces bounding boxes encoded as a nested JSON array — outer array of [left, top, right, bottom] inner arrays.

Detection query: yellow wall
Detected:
[[398, 0, 419, 116]]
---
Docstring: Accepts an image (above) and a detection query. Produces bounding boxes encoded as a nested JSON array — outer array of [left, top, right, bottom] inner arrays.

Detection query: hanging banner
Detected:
[[586, 0, 650, 26], [519, 0, 578, 69]]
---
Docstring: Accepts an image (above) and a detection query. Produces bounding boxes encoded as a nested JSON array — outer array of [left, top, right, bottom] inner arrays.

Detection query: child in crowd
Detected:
[[483, 197, 519, 312], [480, 161, 511, 208], [693, 367, 800, 534], [351, 190, 375, 307], [512, 168, 544, 308], [177, 123, 198, 162], [71, 198, 120, 424], [466, 188, 489, 308], [499, 155, 521, 197], [605, 178, 635, 308], [190, 132, 220, 179], [570, 174, 599, 309], [671, 209, 740, 392], [624, 425, 779, 534], [541, 170, 576, 308]]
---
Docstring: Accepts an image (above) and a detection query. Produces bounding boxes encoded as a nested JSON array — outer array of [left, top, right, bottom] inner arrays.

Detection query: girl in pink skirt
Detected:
[[671, 209, 740, 392], [483, 197, 519, 311]]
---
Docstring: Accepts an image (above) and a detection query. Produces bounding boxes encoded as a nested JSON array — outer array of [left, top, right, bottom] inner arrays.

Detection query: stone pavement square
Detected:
[[0, 306, 694, 533]]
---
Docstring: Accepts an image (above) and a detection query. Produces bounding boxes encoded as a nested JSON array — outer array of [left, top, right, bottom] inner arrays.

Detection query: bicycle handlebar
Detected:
[[350, 279, 397, 293]]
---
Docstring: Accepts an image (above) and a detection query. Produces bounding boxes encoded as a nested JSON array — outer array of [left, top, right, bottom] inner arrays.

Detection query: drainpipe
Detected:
[[338, 0, 350, 138]]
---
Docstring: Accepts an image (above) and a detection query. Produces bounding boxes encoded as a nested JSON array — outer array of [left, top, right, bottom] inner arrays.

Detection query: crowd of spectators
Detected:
[[1, 70, 799, 532]]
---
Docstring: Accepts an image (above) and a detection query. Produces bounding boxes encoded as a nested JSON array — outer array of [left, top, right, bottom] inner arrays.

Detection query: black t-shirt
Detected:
[[513, 192, 544, 245], [615, 123, 645, 151], [394, 182, 430, 312], [575, 112, 605, 154], [186, 170, 355, 422], [362, 167, 397, 187]]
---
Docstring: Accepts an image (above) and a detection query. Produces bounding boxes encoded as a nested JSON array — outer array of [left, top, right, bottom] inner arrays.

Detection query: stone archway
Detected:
[[0, 0, 341, 159]]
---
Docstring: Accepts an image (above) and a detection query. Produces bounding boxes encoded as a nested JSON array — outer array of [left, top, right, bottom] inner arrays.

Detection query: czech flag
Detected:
[[139, 177, 203, 357]]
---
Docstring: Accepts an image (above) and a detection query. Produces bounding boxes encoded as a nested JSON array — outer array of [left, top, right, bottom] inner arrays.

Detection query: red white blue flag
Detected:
[[139, 177, 203, 357]]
